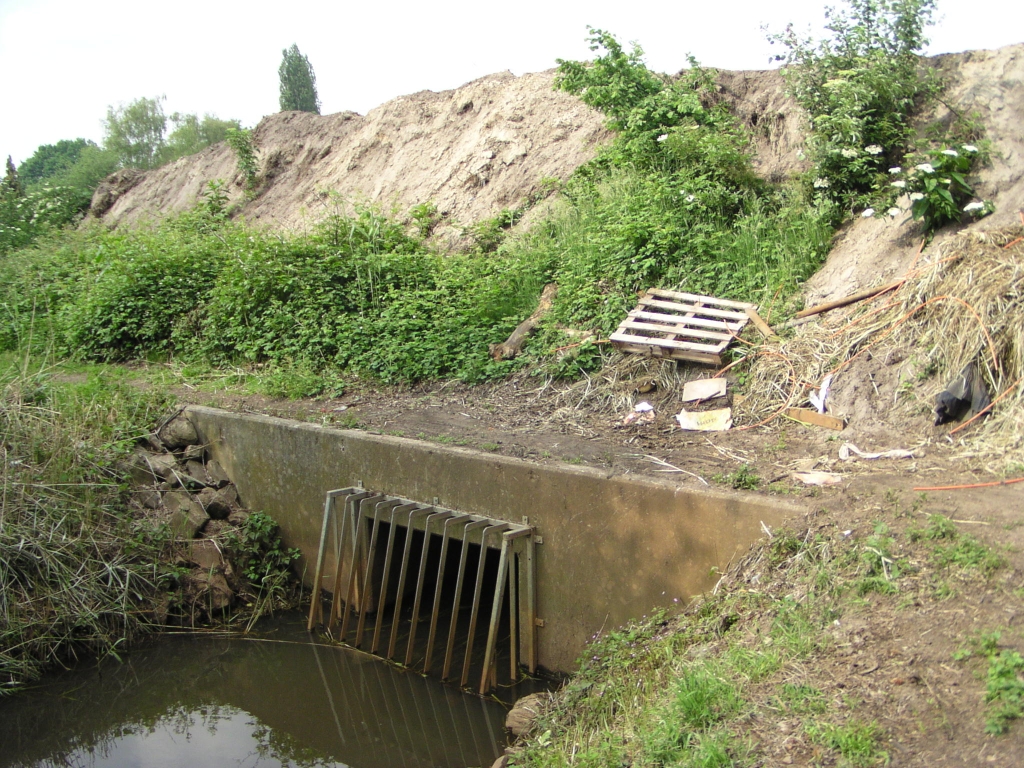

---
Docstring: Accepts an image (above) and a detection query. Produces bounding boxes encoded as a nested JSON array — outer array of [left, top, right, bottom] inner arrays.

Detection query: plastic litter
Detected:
[[622, 401, 656, 425], [808, 374, 833, 414], [934, 362, 990, 425], [839, 443, 916, 461], [791, 471, 843, 486], [682, 378, 727, 402]]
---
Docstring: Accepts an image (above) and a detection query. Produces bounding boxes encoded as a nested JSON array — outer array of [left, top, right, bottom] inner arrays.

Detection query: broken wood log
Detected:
[[794, 282, 901, 319], [489, 283, 558, 361]]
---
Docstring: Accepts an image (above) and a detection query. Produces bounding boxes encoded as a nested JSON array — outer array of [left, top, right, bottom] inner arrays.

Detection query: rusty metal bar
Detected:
[[441, 519, 489, 680], [462, 523, 508, 687], [353, 496, 389, 646], [328, 490, 371, 629], [371, 500, 406, 653], [402, 507, 448, 666], [387, 504, 432, 660], [423, 513, 470, 673], [339, 493, 380, 639]]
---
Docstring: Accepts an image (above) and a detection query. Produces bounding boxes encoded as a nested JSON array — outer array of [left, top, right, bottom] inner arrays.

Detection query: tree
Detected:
[[278, 44, 321, 114], [18, 139, 92, 185], [2, 156, 23, 199], [104, 96, 168, 169], [161, 113, 241, 164]]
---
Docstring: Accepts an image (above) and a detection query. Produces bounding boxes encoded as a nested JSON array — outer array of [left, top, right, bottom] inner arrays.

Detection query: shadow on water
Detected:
[[0, 612, 534, 768]]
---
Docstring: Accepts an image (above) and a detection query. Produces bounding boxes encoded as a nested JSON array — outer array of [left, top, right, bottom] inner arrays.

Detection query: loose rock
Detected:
[[506, 692, 548, 737], [158, 414, 199, 450]]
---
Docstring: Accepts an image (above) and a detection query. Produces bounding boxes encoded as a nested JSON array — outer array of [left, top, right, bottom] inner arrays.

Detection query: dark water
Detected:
[[0, 614, 518, 768]]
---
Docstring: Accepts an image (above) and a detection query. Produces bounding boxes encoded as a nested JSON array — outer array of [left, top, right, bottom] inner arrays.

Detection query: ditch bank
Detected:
[[186, 405, 804, 673]]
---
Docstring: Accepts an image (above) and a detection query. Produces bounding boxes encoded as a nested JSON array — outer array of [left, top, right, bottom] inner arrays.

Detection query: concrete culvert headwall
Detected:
[[186, 405, 803, 673]]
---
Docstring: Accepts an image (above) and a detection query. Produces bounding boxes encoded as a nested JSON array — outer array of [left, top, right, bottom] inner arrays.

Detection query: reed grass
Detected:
[[0, 354, 173, 694]]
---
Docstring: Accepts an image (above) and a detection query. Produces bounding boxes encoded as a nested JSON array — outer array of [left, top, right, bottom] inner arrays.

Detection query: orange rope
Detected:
[[948, 375, 1024, 435], [1004, 237, 1023, 250], [913, 477, 1024, 492]]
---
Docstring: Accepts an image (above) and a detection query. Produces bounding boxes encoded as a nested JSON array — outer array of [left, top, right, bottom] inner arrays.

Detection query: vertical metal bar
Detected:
[[339, 493, 377, 639], [508, 544, 519, 679], [442, 519, 488, 680], [423, 514, 470, 672], [479, 531, 511, 693], [403, 509, 449, 665], [370, 500, 403, 653], [329, 490, 367, 629], [355, 498, 390, 647], [386, 504, 430, 660], [462, 523, 508, 687], [526, 532, 537, 673], [307, 491, 337, 630]]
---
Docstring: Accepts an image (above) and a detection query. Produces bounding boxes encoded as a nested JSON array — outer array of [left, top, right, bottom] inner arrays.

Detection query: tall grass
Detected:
[[0, 355, 173, 694]]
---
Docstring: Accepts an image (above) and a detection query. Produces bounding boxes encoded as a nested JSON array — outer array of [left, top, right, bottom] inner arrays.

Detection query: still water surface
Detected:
[[0, 613, 512, 768]]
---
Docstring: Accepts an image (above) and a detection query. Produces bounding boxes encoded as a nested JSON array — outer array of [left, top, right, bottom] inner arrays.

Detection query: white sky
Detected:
[[1, 0, 1021, 166]]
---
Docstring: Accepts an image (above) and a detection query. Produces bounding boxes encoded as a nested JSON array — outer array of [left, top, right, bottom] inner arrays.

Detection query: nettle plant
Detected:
[[874, 143, 993, 232]]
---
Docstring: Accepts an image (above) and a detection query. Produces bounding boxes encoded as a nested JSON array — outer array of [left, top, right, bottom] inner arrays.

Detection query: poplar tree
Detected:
[[278, 44, 321, 114]]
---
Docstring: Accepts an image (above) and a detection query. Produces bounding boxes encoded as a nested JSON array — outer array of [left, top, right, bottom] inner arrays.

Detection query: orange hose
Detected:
[[913, 477, 1024, 492]]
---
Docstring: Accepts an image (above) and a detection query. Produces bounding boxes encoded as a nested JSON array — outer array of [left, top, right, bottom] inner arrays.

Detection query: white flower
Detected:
[[916, 163, 935, 173], [962, 144, 978, 153], [940, 179, 950, 185], [813, 178, 830, 189], [964, 201, 986, 212], [865, 145, 883, 155], [888, 208, 901, 217], [840, 148, 859, 158], [891, 180, 907, 189], [942, 149, 959, 157], [861, 208, 875, 218], [910, 192, 925, 201], [656, 134, 668, 142], [685, 194, 696, 202], [889, 167, 902, 174]]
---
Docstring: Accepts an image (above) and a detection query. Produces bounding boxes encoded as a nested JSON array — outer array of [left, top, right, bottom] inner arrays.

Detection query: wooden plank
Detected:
[[744, 307, 776, 338], [785, 407, 847, 431], [619, 319, 733, 342], [638, 297, 749, 321], [630, 309, 743, 331], [609, 332, 724, 355], [646, 288, 756, 310], [610, 341, 721, 365]]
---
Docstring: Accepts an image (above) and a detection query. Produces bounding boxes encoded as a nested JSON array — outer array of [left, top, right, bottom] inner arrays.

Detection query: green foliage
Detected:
[[888, 143, 993, 231], [984, 648, 1024, 734], [0, 184, 83, 256], [18, 139, 93, 185], [104, 96, 169, 170], [224, 511, 300, 595], [225, 128, 259, 192], [3, 156, 22, 198], [805, 720, 888, 766], [771, 0, 939, 211], [162, 113, 241, 164], [278, 43, 321, 114], [714, 464, 761, 490]]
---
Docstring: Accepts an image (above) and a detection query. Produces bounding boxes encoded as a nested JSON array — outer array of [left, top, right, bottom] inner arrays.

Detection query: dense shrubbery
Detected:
[[0, 204, 549, 382]]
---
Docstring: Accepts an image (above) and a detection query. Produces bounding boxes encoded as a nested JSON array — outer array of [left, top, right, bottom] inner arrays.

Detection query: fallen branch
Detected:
[[490, 283, 558, 361], [794, 281, 902, 320]]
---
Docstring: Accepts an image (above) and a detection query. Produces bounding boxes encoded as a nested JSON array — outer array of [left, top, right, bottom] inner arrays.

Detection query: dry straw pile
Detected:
[[736, 225, 1024, 469]]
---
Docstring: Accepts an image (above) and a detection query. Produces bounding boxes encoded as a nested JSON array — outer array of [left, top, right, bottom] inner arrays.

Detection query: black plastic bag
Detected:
[[934, 362, 990, 425]]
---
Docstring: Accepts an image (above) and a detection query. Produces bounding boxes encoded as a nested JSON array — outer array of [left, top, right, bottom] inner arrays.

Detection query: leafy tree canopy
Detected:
[[279, 44, 321, 114], [161, 113, 241, 164], [18, 139, 94, 185], [104, 96, 168, 170]]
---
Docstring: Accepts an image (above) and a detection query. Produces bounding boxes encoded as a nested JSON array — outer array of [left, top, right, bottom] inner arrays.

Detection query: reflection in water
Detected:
[[0, 613, 513, 768]]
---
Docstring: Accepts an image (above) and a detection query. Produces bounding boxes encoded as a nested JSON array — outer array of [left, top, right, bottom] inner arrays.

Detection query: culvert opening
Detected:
[[308, 488, 536, 694]]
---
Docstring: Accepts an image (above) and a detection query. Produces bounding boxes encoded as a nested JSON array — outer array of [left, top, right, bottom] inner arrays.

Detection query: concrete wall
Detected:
[[186, 406, 803, 672]]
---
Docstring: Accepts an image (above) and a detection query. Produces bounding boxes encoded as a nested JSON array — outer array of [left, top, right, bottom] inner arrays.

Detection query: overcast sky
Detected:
[[1, 0, 1021, 166]]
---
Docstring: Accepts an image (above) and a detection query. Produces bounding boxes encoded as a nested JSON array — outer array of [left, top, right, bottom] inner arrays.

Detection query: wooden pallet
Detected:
[[610, 289, 758, 365]]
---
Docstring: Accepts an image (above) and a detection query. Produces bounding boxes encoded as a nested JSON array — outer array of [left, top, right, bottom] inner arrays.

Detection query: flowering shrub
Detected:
[[886, 144, 993, 232], [0, 186, 82, 255]]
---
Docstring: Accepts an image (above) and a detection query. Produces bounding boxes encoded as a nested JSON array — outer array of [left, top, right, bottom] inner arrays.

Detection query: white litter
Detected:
[[838, 443, 916, 461], [808, 374, 833, 414], [682, 378, 727, 402], [675, 408, 732, 432], [791, 471, 843, 486]]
